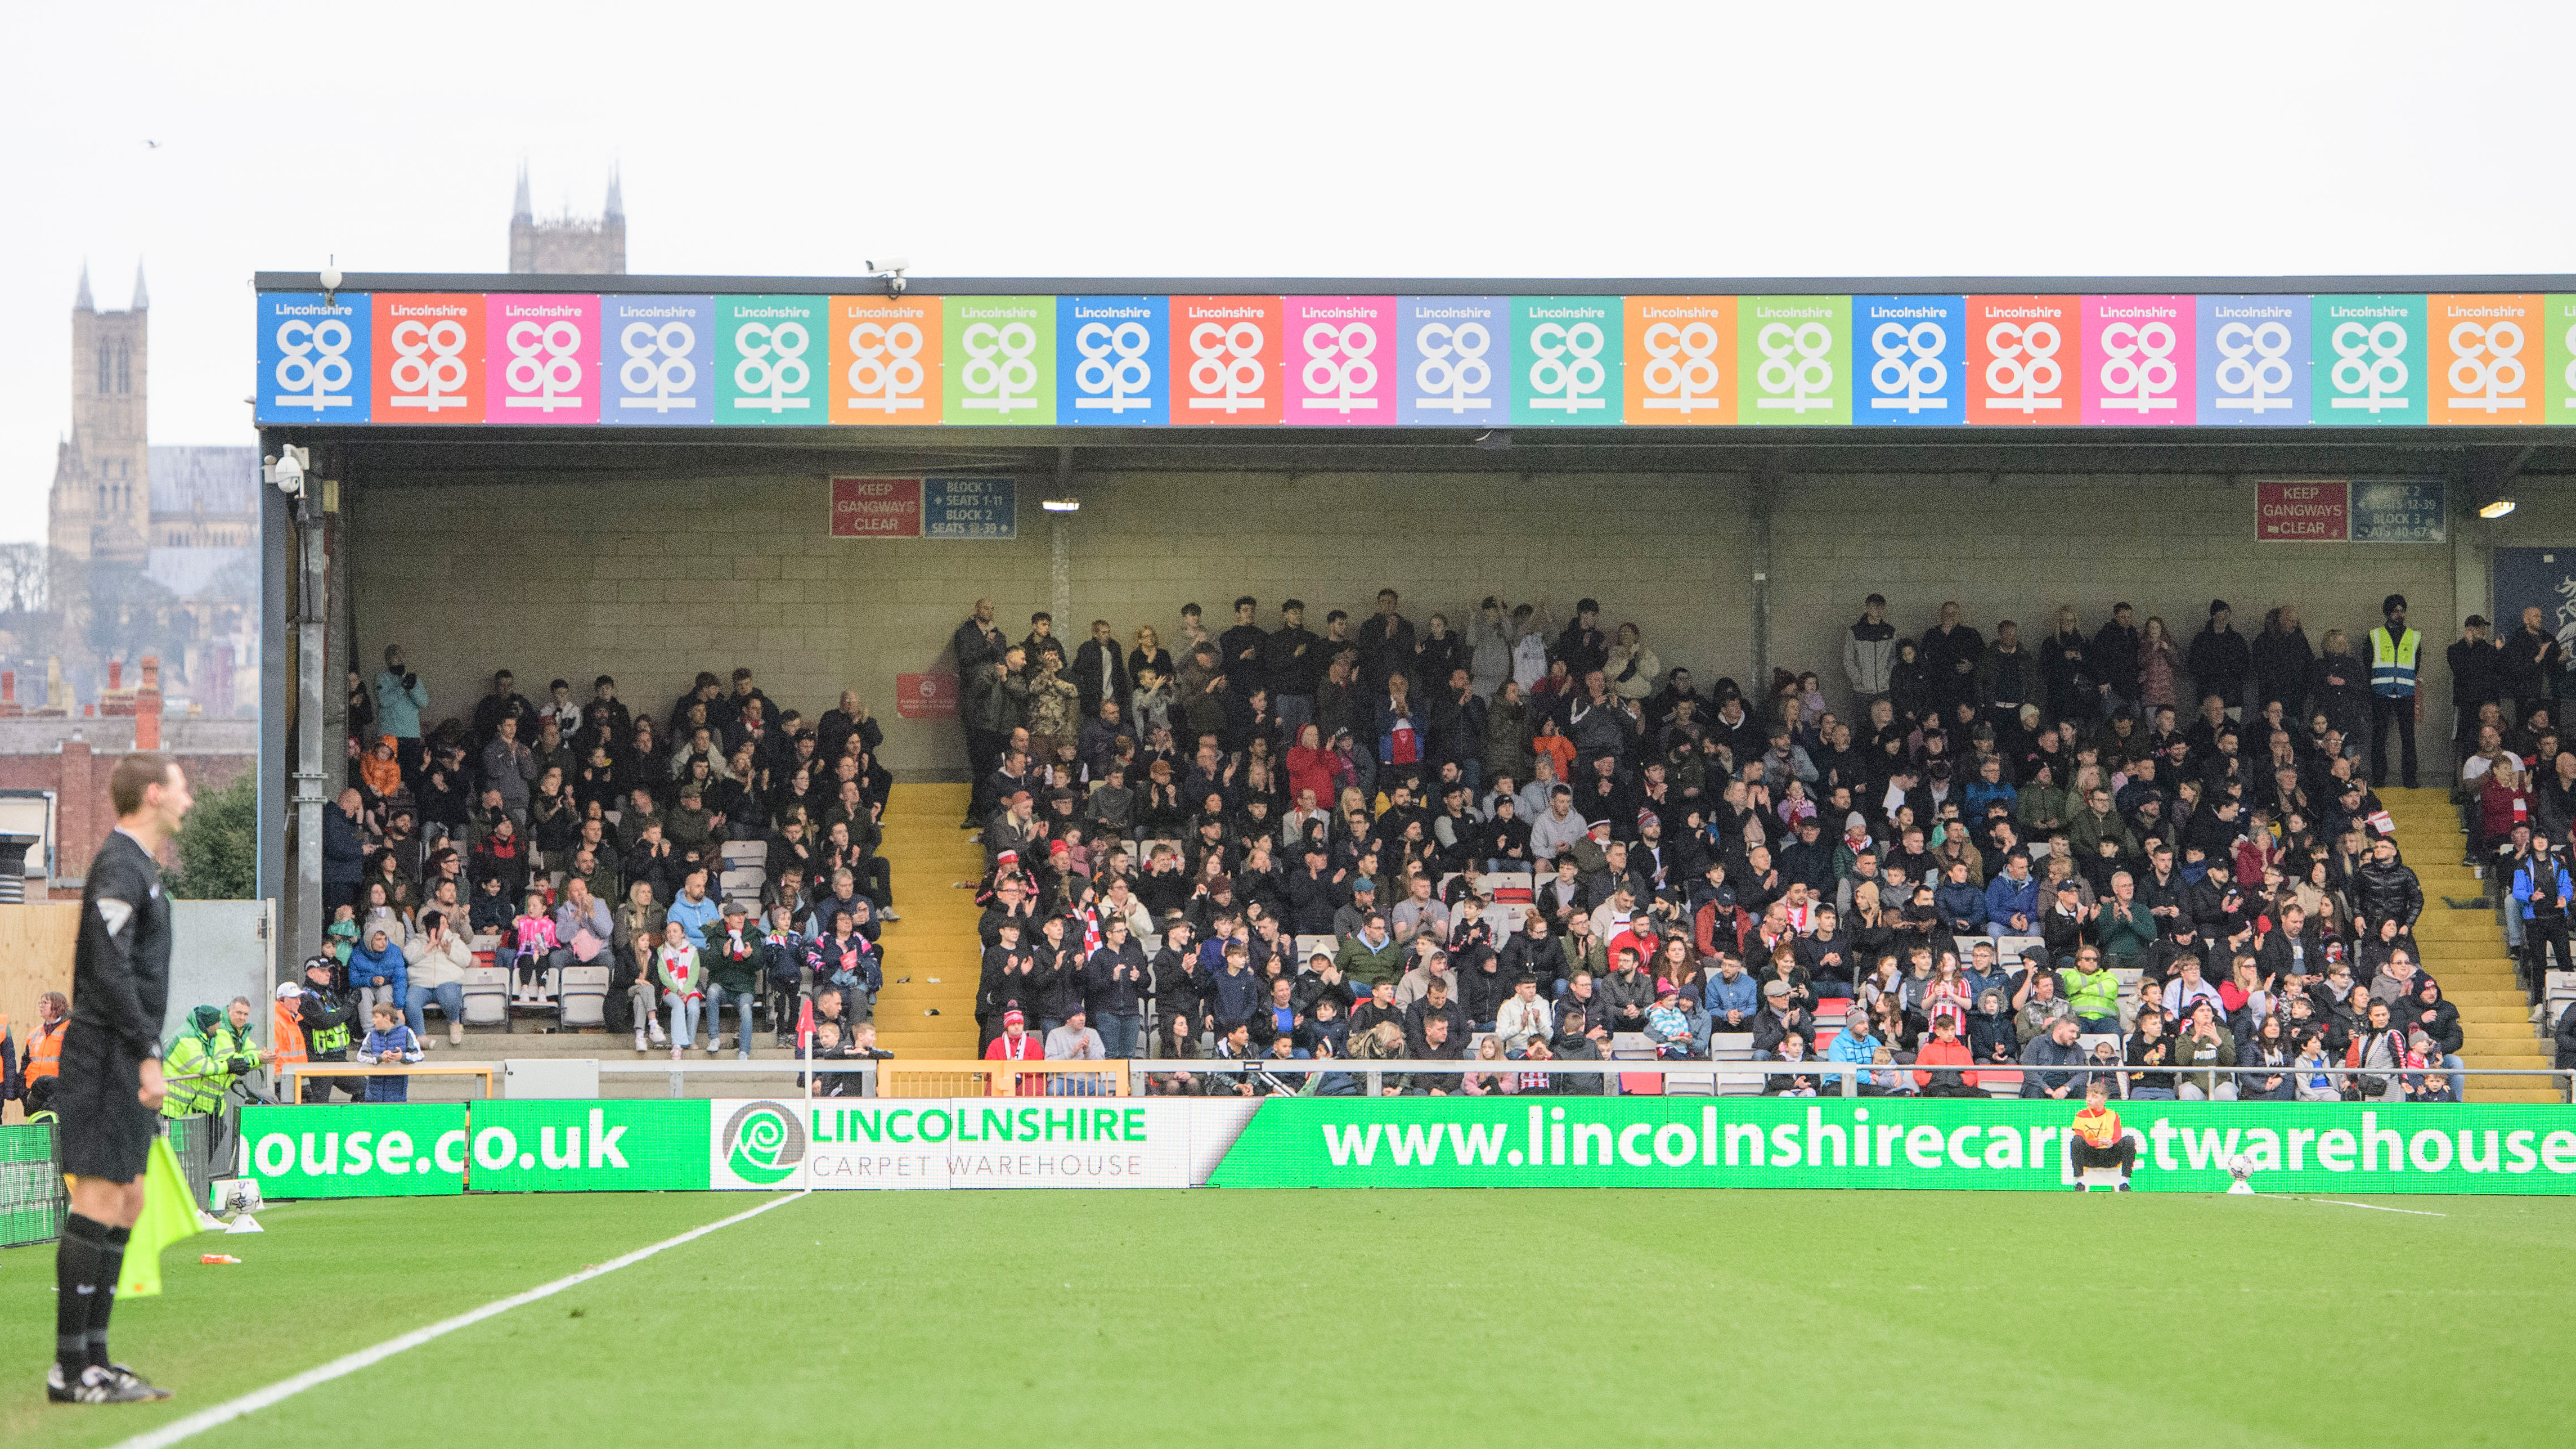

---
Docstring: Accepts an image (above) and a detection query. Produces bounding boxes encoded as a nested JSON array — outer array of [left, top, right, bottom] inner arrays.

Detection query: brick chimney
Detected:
[[0, 670, 22, 720], [135, 656, 163, 751]]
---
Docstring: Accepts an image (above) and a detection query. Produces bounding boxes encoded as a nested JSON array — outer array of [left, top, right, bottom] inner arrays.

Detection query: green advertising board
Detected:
[[243, 1103, 471, 1199], [1204, 1098, 2576, 1194], [943, 296, 1057, 424], [1739, 295, 1854, 425], [465, 1100, 710, 1193]]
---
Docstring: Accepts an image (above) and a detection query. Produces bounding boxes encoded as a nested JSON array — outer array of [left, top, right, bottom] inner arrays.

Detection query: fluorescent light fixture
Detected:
[[1042, 497, 1080, 513], [2478, 497, 2516, 519]]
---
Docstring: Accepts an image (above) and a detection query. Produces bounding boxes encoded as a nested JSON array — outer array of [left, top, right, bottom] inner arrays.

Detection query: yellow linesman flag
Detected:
[[118, 1138, 205, 1297]]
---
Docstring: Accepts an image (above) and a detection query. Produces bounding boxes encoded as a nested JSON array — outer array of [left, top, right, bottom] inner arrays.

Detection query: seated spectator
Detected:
[[1913, 1015, 1979, 1097], [2019, 1015, 2089, 1099], [1761, 1033, 1821, 1096]]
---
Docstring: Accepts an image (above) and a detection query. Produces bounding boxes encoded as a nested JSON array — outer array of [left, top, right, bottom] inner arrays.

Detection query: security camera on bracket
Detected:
[[868, 258, 910, 297]]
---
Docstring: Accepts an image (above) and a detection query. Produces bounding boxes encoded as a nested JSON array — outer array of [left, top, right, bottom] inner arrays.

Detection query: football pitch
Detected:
[[6, 1189, 2571, 1448]]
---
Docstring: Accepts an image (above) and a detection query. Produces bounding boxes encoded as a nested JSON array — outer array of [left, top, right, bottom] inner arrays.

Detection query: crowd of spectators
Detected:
[[956, 588, 2571, 1101], [322, 649, 900, 1061]]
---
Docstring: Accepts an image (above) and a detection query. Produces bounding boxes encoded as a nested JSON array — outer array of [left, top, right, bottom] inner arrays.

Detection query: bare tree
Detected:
[[0, 543, 47, 616]]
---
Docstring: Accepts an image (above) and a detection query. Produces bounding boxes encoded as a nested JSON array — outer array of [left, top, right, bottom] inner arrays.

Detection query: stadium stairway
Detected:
[[2380, 786, 2555, 1103], [869, 782, 982, 1059]]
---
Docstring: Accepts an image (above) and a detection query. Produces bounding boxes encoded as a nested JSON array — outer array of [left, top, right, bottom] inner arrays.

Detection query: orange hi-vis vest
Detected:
[[25, 1017, 66, 1082]]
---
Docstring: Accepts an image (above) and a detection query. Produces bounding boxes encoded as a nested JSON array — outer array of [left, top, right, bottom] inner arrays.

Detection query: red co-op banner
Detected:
[[2256, 479, 2349, 541]]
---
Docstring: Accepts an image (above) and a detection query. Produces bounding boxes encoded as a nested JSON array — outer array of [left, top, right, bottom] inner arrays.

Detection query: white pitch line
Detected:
[[116, 1191, 810, 1448], [2265, 1195, 2448, 1217]]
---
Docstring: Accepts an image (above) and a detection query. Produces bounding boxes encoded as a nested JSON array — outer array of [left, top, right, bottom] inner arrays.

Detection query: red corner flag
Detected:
[[797, 996, 815, 1055]]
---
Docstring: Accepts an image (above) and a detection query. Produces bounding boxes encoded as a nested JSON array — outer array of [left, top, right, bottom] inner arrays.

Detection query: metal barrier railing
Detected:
[[1099, 1057, 2576, 1102]]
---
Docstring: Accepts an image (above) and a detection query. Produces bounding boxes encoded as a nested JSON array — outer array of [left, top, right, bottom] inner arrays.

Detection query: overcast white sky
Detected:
[[5, 0, 2571, 541]]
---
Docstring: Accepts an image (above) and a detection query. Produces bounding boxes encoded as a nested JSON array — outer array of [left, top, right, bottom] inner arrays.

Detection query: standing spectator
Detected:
[[481, 716, 536, 825], [324, 788, 366, 913], [1022, 652, 1082, 768], [2092, 603, 2143, 719], [2513, 837, 2573, 974], [374, 644, 429, 786], [1267, 599, 1324, 735], [1356, 589, 1418, 693], [2187, 600, 2251, 719], [1072, 618, 1133, 724], [2448, 614, 2506, 746], [2312, 629, 2372, 765], [2504, 603, 2566, 726], [2368, 594, 2421, 789], [1920, 601, 1984, 719], [1844, 593, 1897, 712], [2252, 605, 2316, 716], [1084, 917, 1150, 1058], [2037, 605, 2094, 724], [1556, 599, 1610, 684], [2136, 616, 2182, 714]]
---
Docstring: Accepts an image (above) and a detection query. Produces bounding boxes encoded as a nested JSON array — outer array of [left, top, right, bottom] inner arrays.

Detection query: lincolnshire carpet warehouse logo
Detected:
[[721, 1101, 806, 1186], [1205, 1100, 2576, 1194]]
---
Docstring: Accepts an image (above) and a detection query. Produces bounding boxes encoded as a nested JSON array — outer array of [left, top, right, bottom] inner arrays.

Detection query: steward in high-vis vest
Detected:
[[19, 991, 67, 1119], [294, 953, 363, 1102], [160, 1003, 260, 1119], [2368, 593, 2421, 791]]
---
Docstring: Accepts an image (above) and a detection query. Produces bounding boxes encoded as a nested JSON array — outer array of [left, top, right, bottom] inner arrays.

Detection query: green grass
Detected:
[[7, 1190, 2573, 1447]]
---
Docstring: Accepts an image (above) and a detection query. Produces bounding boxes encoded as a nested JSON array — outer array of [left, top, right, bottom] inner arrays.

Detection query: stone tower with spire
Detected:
[[508, 164, 627, 274], [48, 262, 151, 566]]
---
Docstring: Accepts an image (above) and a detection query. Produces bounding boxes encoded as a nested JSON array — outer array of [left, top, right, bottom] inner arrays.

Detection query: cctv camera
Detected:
[[868, 258, 910, 275], [269, 445, 308, 495], [319, 264, 344, 293]]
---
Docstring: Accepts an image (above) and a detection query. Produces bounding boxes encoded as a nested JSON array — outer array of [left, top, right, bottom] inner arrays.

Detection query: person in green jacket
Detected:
[[160, 1001, 262, 1119], [2097, 871, 2160, 968], [2066, 786, 2138, 868], [2063, 946, 2122, 1034], [1333, 914, 1404, 986]]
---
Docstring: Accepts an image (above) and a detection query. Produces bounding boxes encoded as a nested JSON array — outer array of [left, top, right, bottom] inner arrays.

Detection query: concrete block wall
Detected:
[[346, 470, 1754, 778], [1772, 473, 2468, 754], [348, 466, 2539, 781]]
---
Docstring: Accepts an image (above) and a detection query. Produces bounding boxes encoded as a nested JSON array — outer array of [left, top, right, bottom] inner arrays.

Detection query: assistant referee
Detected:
[[48, 753, 190, 1406]]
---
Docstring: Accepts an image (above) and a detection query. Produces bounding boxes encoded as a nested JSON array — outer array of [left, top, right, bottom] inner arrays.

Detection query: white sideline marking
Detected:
[[116, 1191, 809, 1448], [2265, 1195, 2448, 1218]]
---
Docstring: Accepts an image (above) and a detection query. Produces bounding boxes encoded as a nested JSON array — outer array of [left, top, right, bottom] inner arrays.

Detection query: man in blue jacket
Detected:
[[324, 788, 366, 913], [1935, 859, 1988, 936], [1983, 850, 2040, 942]]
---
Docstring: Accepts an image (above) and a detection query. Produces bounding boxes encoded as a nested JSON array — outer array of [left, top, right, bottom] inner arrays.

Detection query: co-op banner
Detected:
[[243, 1098, 1258, 1197], [1203, 1098, 2576, 1195], [255, 288, 2576, 430]]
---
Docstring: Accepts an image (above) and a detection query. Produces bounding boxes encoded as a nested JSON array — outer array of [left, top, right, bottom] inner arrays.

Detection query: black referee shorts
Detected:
[[53, 1022, 155, 1183]]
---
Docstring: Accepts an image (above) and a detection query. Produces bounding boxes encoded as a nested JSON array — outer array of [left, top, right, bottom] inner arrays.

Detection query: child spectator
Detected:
[[509, 891, 559, 993], [359, 1003, 423, 1102]]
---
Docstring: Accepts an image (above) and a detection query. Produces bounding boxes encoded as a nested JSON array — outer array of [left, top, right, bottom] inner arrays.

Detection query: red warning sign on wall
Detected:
[[831, 476, 922, 537], [896, 672, 958, 719], [2255, 479, 2348, 541]]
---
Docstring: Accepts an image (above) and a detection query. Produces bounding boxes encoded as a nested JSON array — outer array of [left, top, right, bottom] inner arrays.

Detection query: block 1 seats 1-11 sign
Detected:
[[829, 477, 1017, 539], [257, 290, 2576, 430]]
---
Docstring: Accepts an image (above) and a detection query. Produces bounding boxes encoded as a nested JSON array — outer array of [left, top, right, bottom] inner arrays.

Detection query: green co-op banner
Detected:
[[1204, 1098, 2576, 1195]]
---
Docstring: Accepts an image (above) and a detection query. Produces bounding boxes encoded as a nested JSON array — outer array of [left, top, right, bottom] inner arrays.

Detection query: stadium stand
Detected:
[[312, 590, 2569, 1103]]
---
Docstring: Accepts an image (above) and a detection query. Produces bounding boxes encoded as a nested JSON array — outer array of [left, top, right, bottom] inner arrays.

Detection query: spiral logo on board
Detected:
[[722, 1101, 805, 1185]]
